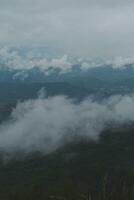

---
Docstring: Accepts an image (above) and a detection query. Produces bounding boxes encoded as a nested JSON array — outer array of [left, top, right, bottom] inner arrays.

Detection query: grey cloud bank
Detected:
[[0, 94, 134, 155], [0, 0, 134, 58]]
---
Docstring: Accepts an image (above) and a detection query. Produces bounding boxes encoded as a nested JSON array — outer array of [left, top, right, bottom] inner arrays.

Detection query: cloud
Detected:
[[0, 47, 72, 72], [80, 57, 134, 70], [0, 93, 134, 156], [30, 55, 72, 73], [2, 47, 134, 73], [0, 0, 134, 58], [105, 57, 134, 69]]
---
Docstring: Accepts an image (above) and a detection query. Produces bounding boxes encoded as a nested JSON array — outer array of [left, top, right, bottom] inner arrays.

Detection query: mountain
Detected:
[[0, 64, 134, 83], [0, 65, 134, 103]]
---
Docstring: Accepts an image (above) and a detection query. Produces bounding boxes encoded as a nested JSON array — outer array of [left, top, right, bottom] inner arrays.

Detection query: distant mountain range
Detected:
[[0, 65, 134, 102], [0, 64, 134, 82]]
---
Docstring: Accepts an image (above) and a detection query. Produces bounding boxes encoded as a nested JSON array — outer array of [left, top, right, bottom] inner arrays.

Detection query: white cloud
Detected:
[[106, 57, 134, 69], [30, 55, 72, 73], [0, 47, 72, 72], [2, 47, 134, 72], [81, 61, 103, 70], [0, 93, 134, 155]]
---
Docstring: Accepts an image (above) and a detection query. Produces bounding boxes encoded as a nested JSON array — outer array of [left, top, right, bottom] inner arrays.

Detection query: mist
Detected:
[[0, 93, 134, 155]]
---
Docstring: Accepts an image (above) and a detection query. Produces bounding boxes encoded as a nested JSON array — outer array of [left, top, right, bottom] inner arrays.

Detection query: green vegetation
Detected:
[[0, 126, 134, 199]]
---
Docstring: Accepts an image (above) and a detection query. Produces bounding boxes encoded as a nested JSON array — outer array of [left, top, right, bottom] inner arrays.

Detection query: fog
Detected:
[[0, 93, 134, 155]]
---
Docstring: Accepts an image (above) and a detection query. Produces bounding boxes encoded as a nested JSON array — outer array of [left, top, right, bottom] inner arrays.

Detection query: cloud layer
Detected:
[[0, 0, 134, 58], [1, 47, 134, 73], [0, 47, 72, 72], [0, 93, 134, 155]]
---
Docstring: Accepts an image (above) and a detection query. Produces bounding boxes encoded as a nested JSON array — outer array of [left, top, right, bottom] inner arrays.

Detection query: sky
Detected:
[[0, 0, 134, 59]]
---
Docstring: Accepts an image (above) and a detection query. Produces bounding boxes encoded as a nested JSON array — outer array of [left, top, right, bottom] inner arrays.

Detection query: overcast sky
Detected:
[[0, 0, 134, 58]]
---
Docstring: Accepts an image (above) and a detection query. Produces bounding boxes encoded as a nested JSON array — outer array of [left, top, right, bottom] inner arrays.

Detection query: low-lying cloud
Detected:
[[0, 93, 134, 155], [1, 47, 134, 74], [0, 47, 72, 72]]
